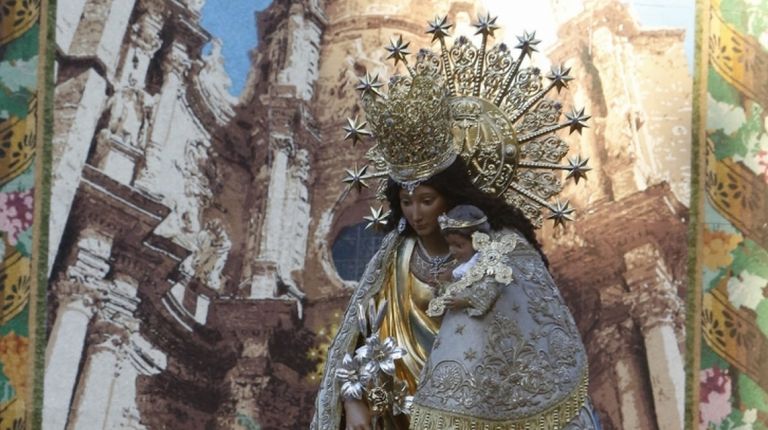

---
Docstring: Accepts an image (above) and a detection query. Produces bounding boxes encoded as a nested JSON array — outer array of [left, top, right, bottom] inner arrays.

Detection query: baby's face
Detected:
[[444, 233, 475, 263]]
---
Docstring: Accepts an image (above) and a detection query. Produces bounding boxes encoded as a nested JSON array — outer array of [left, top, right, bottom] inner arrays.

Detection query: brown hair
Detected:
[[384, 158, 548, 266]]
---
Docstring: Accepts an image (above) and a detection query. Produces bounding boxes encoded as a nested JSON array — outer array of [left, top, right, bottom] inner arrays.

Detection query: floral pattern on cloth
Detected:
[[0, 189, 34, 248], [413, 231, 591, 426], [699, 0, 768, 428], [0, 0, 40, 428]]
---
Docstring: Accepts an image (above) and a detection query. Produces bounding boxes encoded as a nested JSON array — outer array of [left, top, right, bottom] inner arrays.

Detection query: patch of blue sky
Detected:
[[201, 1, 696, 97], [200, 0, 272, 96]]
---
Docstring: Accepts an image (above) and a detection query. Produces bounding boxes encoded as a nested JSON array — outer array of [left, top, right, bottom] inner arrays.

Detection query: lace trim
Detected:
[[409, 370, 589, 430]]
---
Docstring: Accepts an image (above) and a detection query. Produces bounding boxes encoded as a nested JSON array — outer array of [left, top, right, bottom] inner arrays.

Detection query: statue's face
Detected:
[[399, 185, 449, 238], [444, 232, 474, 264]]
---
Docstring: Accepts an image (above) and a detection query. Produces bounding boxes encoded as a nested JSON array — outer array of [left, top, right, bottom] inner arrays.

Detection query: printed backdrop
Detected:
[[5, 0, 765, 429]]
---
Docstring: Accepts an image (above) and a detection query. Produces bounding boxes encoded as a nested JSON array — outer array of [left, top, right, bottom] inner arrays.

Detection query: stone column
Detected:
[[67, 331, 125, 430], [43, 286, 96, 430], [593, 321, 657, 430], [259, 135, 293, 264], [43, 229, 112, 430], [623, 244, 685, 430], [67, 275, 166, 430]]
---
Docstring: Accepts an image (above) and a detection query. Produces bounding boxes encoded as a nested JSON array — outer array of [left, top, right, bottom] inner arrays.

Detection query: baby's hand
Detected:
[[443, 294, 470, 310], [437, 270, 453, 283]]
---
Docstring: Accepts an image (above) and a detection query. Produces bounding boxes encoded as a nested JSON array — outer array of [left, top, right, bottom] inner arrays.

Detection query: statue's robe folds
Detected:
[[410, 231, 600, 429], [310, 230, 600, 430]]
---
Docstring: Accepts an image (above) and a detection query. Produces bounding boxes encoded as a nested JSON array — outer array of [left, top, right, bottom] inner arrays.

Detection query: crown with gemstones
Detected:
[[361, 50, 457, 186], [343, 14, 592, 229]]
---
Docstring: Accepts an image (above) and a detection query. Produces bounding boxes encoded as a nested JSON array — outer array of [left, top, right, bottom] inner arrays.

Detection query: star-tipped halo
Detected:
[[564, 108, 591, 135], [385, 35, 411, 66], [343, 164, 370, 193], [565, 155, 591, 184], [515, 31, 541, 58], [547, 200, 575, 228], [427, 16, 452, 43], [355, 72, 384, 99], [547, 64, 573, 93], [363, 205, 391, 231], [473, 13, 499, 38], [343, 117, 372, 146]]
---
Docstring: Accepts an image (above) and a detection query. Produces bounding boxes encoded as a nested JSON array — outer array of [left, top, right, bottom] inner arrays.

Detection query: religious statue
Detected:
[[312, 13, 598, 430]]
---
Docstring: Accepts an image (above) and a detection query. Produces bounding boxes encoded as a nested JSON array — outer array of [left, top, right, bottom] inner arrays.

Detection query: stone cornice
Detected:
[[548, 183, 688, 288]]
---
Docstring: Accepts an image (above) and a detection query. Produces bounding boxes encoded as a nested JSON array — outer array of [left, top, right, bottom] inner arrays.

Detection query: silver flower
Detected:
[[392, 381, 413, 415], [335, 353, 365, 400], [356, 335, 406, 377]]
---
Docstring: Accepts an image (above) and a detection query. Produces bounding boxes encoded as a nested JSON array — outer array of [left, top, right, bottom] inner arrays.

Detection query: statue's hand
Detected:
[[344, 398, 372, 430]]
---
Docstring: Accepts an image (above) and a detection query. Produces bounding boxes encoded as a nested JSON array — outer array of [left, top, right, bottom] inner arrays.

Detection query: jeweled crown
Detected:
[[362, 50, 457, 185], [343, 14, 592, 229]]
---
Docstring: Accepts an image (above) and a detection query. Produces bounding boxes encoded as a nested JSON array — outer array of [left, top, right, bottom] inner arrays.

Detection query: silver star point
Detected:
[[564, 107, 590, 135], [547, 64, 573, 93], [566, 155, 591, 184], [385, 35, 411, 66], [473, 13, 499, 38], [355, 72, 384, 99], [343, 164, 370, 193], [343, 117, 372, 146], [547, 200, 575, 228], [363, 205, 391, 231], [427, 16, 452, 43], [515, 30, 541, 58]]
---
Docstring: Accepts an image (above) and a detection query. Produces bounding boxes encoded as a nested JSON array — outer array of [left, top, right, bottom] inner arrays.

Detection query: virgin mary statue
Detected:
[[311, 14, 600, 430]]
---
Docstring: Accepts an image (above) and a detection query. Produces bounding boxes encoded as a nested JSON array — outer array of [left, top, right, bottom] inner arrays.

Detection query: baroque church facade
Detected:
[[45, 0, 690, 428]]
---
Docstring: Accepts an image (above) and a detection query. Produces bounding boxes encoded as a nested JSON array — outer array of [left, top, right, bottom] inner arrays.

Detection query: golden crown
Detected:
[[342, 14, 592, 228], [362, 49, 457, 186]]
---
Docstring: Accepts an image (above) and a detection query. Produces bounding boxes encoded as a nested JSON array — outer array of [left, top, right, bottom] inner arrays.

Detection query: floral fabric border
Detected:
[[0, 0, 50, 428], [694, 0, 768, 428]]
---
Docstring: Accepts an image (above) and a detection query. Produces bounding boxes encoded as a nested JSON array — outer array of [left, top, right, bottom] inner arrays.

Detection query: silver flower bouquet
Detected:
[[335, 299, 412, 427]]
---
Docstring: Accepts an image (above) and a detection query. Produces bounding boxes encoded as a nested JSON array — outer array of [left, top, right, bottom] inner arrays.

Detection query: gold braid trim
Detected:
[[705, 139, 768, 249], [0, 0, 40, 45], [0, 97, 37, 186], [709, 0, 768, 105], [702, 273, 768, 392], [409, 371, 589, 430]]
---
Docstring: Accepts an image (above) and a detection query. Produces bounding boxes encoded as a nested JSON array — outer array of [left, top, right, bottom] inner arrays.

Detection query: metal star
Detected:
[[343, 117, 372, 146], [564, 107, 591, 134], [547, 64, 573, 93], [473, 13, 499, 38], [385, 35, 411, 66], [427, 16, 452, 43], [565, 155, 591, 184], [515, 31, 541, 58], [355, 72, 384, 99], [547, 200, 575, 228], [363, 205, 391, 231], [343, 164, 370, 193]]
